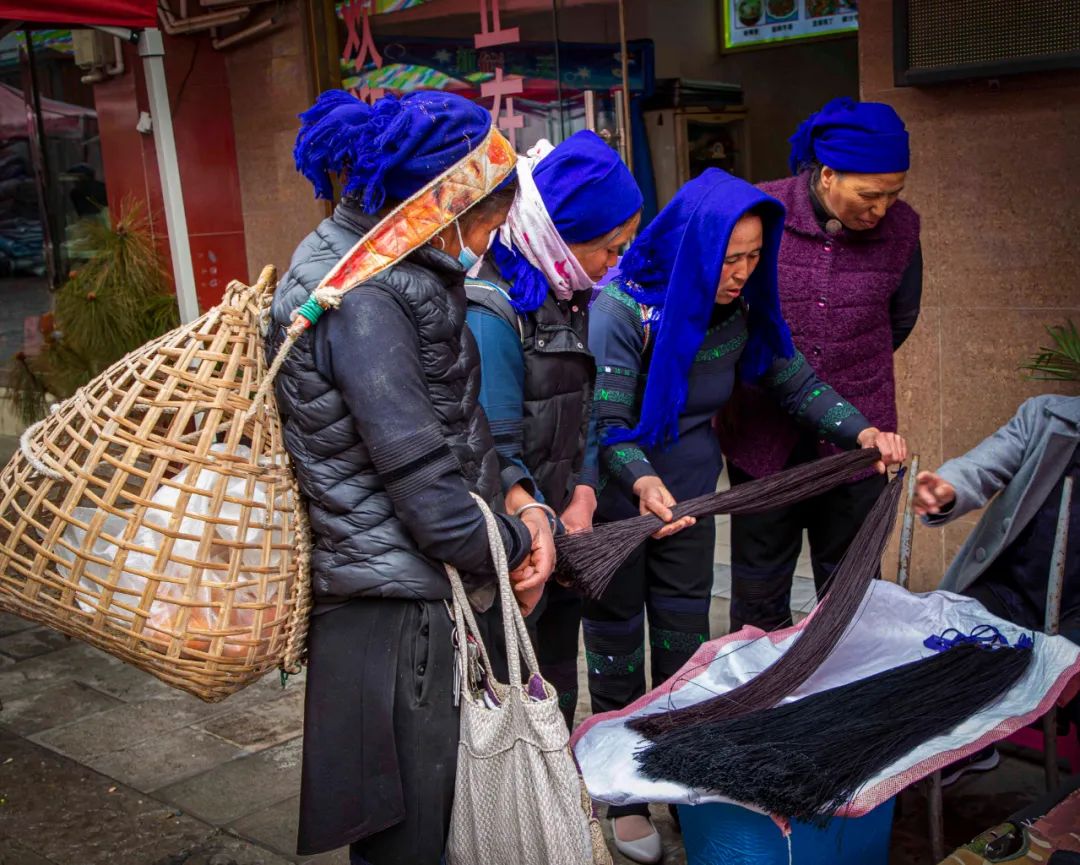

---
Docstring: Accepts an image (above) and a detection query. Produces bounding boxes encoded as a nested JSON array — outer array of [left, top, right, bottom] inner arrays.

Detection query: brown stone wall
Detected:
[[860, 3, 1080, 590], [224, 2, 327, 278]]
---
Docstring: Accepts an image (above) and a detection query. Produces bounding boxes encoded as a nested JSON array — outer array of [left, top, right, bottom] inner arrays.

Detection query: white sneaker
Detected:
[[611, 816, 662, 864], [941, 745, 1000, 787]]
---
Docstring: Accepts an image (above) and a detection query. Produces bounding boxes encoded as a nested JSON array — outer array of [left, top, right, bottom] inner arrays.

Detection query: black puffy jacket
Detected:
[[268, 202, 529, 606]]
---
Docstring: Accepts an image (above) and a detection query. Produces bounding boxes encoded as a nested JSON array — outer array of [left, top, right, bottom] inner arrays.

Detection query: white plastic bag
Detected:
[[51, 444, 289, 656]]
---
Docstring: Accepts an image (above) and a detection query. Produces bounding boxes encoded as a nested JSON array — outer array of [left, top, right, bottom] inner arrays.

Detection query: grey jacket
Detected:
[[925, 395, 1080, 593]]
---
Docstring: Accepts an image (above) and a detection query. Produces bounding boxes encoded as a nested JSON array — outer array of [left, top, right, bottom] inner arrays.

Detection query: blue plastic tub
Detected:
[[677, 797, 896, 865]]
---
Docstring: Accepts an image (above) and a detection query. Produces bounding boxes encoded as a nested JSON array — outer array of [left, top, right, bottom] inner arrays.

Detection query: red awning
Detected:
[[0, 0, 157, 28]]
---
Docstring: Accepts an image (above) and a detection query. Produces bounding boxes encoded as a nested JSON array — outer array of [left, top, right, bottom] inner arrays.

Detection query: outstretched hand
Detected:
[[913, 470, 956, 516]]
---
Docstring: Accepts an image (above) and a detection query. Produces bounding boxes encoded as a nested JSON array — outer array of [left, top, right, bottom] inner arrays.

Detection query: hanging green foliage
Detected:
[[1021, 319, 1080, 383], [6, 202, 180, 425]]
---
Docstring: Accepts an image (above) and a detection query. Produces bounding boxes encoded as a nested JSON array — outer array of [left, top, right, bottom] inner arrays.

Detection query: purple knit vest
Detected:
[[719, 173, 920, 478]]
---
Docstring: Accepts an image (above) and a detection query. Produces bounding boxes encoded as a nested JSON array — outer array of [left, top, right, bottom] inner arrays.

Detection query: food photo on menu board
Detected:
[[727, 0, 858, 49]]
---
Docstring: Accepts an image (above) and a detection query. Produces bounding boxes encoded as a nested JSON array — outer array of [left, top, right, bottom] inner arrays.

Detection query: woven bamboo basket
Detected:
[[0, 265, 310, 702]]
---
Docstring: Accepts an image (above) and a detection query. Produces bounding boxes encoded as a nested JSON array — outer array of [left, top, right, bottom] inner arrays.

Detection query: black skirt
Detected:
[[296, 598, 460, 858], [297, 595, 512, 861]]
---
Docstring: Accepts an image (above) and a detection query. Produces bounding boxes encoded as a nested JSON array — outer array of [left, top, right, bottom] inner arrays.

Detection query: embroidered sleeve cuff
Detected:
[[822, 404, 870, 448], [604, 445, 656, 497], [794, 385, 869, 449], [368, 422, 460, 500]]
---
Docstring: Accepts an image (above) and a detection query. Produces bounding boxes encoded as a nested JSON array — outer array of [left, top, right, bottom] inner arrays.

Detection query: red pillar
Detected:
[[94, 31, 249, 311]]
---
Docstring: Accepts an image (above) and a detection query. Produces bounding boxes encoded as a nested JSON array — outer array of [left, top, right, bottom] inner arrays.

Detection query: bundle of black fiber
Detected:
[[629, 468, 904, 740], [636, 642, 1033, 825], [554, 449, 882, 598]]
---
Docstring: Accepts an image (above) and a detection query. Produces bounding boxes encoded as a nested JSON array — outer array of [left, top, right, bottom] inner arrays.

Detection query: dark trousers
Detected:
[[727, 462, 886, 633], [526, 580, 583, 730], [581, 518, 716, 819]]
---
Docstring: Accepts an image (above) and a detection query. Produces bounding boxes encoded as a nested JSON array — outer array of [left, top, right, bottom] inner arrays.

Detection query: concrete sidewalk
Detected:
[[0, 610, 335, 865], [0, 600, 1057, 865]]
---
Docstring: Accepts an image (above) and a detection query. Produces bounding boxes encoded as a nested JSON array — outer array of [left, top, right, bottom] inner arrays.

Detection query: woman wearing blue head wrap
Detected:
[[464, 131, 642, 730], [273, 90, 556, 865], [722, 97, 921, 636], [582, 168, 906, 862]]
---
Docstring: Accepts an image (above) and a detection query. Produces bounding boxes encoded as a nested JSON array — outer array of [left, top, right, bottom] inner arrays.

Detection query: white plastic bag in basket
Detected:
[[50, 444, 290, 656]]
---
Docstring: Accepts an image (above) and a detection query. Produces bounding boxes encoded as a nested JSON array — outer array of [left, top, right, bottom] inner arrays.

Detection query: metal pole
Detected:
[[1045, 476, 1072, 638], [22, 29, 61, 289], [583, 90, 596, 133], [898, 451, 945, 861], [617, 0, 633, 171], [897, 454, 920, 590], [550, 1, 565, 142], [1041, 475, 1072, 792], [137, 28, 200, 324]]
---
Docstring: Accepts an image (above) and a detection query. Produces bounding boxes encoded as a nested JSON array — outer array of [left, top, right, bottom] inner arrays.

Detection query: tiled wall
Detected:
[[224, 2, 327, 280], [859, 3, 1080, 590]]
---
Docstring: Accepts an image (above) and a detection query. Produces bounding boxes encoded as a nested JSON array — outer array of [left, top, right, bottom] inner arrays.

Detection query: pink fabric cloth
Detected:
[[498, 140, 592, 301]]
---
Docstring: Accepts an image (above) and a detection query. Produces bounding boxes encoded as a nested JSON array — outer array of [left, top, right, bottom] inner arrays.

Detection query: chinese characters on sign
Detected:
[[342, 0, 385, 102], [475, 0, 523, 148], [338, 0, 525, 147], [724, 0, 858, 50]]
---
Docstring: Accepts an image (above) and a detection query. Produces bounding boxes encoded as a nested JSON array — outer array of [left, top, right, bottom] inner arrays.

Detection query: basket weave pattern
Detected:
[[0, 266, 311, 702]]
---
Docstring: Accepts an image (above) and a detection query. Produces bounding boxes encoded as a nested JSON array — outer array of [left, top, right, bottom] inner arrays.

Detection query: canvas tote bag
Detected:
[[444, 494, 610, 865]]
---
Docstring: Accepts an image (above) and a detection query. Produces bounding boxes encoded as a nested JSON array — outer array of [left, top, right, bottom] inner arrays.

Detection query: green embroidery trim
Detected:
[[607, 446, 648, 477], [650, 628, 708, 654], [602, 282, 642, 314], [764, 351, 806, 387], [797, 383, 834, 417], [586, 644, 645, 676], [557, 690, 578, 711], [694, 331, 748, 363], [818, 402, 861, 436], [594, 388, 635, 406]]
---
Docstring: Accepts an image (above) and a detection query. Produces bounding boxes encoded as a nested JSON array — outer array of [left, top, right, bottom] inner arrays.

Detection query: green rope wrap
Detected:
[[297, 295, 326, 327]]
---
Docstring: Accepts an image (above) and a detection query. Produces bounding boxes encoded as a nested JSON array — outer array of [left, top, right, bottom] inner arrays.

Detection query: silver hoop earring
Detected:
[[431, 234, 446, 251]]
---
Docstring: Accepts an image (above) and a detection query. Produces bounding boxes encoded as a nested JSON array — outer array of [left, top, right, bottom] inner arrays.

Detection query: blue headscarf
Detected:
[[606, 169, 793, 451], [491, 131, 642, 313], [788, 97, 910, 176], [294, 90, 493, 213]]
